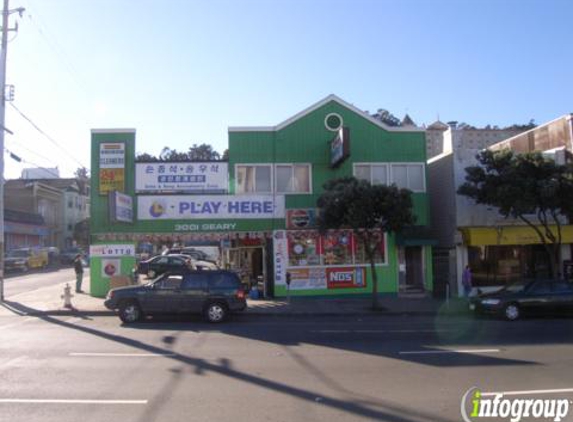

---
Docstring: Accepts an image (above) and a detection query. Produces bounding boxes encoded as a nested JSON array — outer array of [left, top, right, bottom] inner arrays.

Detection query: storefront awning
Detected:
[[395, 226, 437, 246], [460, 225, 573, 246]]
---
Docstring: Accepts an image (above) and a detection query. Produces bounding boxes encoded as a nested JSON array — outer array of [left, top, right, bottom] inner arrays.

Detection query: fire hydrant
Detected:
[[61, 283, 74, 309]]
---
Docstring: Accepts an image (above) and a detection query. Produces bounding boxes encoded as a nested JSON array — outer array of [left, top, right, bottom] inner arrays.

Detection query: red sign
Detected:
[[326, 267, 366, 289], [286, 209, 317, 229]]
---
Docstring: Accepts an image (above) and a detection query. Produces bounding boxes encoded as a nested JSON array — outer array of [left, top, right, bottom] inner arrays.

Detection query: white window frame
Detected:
[[234, 164, 273, 194], [353, 163, 389, 186], [274, 163, 313, 195], [389, 163, 426, 192]]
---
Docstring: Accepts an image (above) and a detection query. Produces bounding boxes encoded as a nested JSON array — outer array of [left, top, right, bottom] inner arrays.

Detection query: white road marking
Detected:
[[69, 352, 176, 357], [482, 388, 573, 397], [0, 399, 147, 404], [399, 349, 501, 355], [0, 317, 34, 331], [311, 329, 456, 334]]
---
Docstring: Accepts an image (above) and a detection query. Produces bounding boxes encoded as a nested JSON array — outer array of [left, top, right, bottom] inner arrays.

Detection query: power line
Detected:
[[5, 137, 76, 174], [22, 2, 90, 98], [4, 147, 61, 179], [8, 101, 88, 169]]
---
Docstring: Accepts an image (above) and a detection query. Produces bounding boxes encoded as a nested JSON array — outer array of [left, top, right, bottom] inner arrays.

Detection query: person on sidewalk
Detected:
[[462, 265, 472, 298], [74, 254, 84, 293]]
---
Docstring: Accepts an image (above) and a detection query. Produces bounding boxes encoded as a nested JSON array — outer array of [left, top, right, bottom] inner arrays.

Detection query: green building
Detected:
[[89, 95, 433, 299]]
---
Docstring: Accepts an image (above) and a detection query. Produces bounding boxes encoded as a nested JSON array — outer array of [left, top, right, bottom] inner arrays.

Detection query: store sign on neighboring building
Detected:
[[286, 209, 318, 229], [330, 127, 350, 168], [135, 162, 228, 193], [137, 195, 285, 220], [109, 191, 133, 223], [99, 143, 125, 194]]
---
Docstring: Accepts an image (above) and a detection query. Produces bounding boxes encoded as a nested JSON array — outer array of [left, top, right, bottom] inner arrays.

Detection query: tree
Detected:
[[74, 167, 90, 195], [317, 177, 416, 309], [371, 109, 402, 127], [458, 149, 573, 278]]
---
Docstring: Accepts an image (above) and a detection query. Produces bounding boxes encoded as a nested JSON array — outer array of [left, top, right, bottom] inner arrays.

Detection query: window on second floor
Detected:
[[236, 165, 272, 194], [275, 164, 311, 194], [354, 163, 426, 192]]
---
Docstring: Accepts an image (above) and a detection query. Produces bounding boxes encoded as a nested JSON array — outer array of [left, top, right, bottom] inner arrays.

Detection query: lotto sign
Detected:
[[90, 244, 135, 257], [326, 267, 366, 289], [137, 195, 285, 220]]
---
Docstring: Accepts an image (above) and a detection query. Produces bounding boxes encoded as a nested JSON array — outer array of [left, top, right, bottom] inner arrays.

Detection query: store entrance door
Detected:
[[225, 246, 267, 297], [399, 246, 425, 296]]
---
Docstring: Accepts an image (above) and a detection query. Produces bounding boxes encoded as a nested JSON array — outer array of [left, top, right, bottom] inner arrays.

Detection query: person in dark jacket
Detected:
[[73, 254, 84, 293]]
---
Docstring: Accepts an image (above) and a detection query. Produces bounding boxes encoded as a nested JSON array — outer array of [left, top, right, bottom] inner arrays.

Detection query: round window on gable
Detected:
[[324, 113, 343, 131]]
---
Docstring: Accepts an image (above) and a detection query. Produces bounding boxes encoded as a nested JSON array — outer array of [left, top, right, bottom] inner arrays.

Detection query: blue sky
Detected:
[[4, 0, 572, 178]]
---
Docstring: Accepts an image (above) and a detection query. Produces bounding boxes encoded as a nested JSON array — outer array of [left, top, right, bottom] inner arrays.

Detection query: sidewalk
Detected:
[[0, 276, 470, 318]]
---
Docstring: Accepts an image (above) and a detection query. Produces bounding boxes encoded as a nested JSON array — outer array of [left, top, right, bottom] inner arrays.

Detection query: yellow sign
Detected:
[[99, 168, 125, 194], [461, 225, 573, 246]]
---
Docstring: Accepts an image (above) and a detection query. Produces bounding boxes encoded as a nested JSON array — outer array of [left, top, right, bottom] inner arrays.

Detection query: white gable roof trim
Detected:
[[228, 94, 425, 133]]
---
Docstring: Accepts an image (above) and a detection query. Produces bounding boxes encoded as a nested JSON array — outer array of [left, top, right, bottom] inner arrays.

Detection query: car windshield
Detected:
[[7, 250, 29, 258]]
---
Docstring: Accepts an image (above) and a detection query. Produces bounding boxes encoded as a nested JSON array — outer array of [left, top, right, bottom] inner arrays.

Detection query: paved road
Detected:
[[1, 311, 573, 422], [3, 267, 77, 297]]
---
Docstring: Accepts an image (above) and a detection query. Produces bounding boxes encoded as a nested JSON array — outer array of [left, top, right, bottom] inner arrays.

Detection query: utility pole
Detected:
[[0, 0, 24, 302]]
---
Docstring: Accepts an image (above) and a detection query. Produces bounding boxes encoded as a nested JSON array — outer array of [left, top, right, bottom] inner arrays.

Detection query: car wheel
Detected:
[[118, 300, 143, 323], [147, 270, 156, 279], [203, 302, 228, 323], [504, 303, 520, 321]]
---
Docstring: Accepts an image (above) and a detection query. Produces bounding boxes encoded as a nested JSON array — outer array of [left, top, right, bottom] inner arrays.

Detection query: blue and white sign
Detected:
[[135, 162, 228, 193], [137, 195, 285, 220]]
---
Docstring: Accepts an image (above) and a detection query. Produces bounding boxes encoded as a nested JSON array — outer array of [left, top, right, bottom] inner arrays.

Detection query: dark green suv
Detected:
[[104, 270, 247, 323]]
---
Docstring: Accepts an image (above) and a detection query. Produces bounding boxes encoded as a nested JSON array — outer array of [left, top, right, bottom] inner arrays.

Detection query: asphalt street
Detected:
[[1, 272, 573, 422]]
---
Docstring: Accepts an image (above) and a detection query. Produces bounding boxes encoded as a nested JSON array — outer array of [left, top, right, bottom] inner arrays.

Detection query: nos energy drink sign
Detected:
[[138, 195, 285, 220]]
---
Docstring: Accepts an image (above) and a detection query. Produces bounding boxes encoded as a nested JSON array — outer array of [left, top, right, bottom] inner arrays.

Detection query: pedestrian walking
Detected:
[[462, 265, 472, 298], [74, 254, 84, 293]]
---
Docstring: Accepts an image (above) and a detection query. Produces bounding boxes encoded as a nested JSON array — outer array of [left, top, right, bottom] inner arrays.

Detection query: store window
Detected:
[[288, 231, 320, 266], [276, 164, 311, 194], [236, 165, 272, 193], [467, 244, 550, 287], [355, 235, 386, 264], [321, 231, 353, 265]]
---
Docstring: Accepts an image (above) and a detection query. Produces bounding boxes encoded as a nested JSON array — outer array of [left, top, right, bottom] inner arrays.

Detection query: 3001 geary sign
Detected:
[[137, 195, 285, 220]]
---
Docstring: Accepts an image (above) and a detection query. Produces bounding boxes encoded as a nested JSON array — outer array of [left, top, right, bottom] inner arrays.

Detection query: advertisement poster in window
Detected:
[[326, 267, 366, 289], [288, 268, 327, 290], [288, 231, 320, 266], [320, 230, 354, 265]]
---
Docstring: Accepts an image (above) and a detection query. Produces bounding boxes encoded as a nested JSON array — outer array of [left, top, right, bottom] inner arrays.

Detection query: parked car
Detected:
[[60, 247, 84, 265], [4, 247, 49, 272], [469, 279, 573, 321], [104, 270, 247, 323], [162, 247, 216, 263], [136, 254, 194, 278]]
